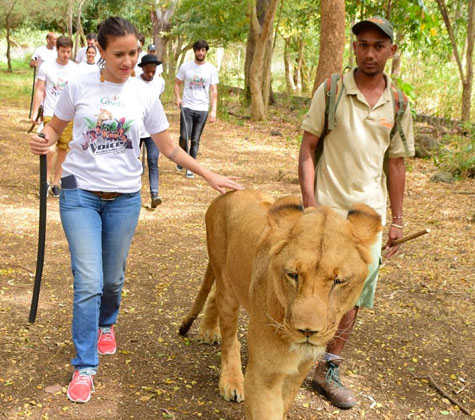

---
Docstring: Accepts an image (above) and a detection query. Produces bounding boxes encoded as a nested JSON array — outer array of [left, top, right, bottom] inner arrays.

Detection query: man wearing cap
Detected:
[[137, 54, 165, 208], [298, 16, 414, 409], [174, 40, 219, 179], [147, 44, 157, 54]]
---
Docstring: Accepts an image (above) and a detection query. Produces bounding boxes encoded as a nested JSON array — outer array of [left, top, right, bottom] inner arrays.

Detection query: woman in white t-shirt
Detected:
[[29, 16, 242, 404], [78, 46, 99, 73]]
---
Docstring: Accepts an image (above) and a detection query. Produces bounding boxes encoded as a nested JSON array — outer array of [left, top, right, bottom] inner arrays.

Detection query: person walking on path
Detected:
[[30, 32, 57, 70], [298, 16, 415, 410], [29, 16, 242, 404], [78, 46, 99, 73], [75, 33, 99, 64], [31, 36, 77, 198], [174, 40, 218, 179], [137, 53, 166, 208]]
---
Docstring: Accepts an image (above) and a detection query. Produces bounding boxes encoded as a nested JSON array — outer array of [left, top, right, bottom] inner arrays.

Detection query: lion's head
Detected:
[[258, 197, 381, 353]]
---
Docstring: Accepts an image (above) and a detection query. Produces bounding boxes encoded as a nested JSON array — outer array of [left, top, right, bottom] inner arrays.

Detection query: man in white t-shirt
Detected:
[[137, 54, 165, 208], [174, 40, 218, 179], [75, 33, 99, 64], [31, 36, 78, 198], [30, 32, 57, 70]]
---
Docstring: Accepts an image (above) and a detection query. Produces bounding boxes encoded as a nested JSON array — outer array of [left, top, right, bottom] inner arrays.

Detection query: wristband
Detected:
[[392, 216, 403, 219], [391, 223, 403, 229]]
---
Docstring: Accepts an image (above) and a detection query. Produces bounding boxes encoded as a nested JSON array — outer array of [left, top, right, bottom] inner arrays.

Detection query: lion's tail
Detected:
[[179, 263, 215, 336]]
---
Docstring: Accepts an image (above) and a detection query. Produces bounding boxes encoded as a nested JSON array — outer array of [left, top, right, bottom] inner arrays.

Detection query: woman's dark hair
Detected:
[[97, 17, 138, 50], [193, 40, 209, 51], [86, 45, 96, 54]]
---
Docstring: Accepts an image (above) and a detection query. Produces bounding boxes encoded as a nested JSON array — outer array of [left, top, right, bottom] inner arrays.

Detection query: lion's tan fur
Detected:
[[180, 190, 381, 419]]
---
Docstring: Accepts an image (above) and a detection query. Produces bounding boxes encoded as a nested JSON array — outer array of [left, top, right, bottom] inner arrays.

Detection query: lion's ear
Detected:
[[347, 203, 382, 248], [267, 196, 304, 236]]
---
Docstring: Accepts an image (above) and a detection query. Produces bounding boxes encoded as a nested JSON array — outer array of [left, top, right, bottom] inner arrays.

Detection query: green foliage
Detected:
[[171, 0, 249, 47], [0, 59, 30, 105], [433, 133, 475, 179]]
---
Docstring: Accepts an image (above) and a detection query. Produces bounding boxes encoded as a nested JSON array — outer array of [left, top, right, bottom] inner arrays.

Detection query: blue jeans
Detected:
[[140, 137, 160, 194], [60, 188, 141, 373], [179, 107, 208, 160]]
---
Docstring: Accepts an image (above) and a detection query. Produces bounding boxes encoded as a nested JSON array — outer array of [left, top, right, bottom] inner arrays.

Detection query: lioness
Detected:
[[179, 190, 381, 420]]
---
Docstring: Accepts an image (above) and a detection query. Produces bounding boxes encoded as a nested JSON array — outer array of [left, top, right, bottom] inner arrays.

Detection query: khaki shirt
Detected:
[[301, 68, 415, 224]]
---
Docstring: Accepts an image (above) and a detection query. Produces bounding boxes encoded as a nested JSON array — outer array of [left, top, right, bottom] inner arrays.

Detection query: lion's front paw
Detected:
[[197, 326, 221, 344], [219, 376, 245, 402]]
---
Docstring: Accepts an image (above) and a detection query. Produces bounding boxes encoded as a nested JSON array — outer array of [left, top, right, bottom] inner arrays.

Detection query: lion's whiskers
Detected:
[[265, 312, 285, 332]]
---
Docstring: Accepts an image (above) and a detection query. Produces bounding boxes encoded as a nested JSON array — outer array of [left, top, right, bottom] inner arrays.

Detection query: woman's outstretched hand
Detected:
[[204, 172, 244, 194]]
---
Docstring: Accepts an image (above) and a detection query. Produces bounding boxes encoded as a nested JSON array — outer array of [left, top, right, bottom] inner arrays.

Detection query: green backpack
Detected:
[[314, 71, 410, 168]]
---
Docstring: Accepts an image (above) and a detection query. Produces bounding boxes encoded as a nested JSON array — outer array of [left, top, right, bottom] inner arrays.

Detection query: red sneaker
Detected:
[[67, 370, 94, 403], [98, 326, 116, 355]]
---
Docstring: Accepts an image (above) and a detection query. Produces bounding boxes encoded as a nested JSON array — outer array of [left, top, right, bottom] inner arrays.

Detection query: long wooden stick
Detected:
[[410, 372, 470, 415], [383, 228, 430, 249]]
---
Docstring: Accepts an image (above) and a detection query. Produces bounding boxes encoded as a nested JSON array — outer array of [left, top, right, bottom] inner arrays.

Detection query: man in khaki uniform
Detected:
[[298, 16, 414, 409]]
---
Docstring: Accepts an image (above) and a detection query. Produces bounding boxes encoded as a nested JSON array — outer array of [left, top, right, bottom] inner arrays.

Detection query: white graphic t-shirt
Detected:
[[176, 61, 219, 112], [37, 60, 78, 117], [137, 75, 166, 138], [32, 46, 57, 69], [55, 70, 169, 193], [78, 61, 99, 73]]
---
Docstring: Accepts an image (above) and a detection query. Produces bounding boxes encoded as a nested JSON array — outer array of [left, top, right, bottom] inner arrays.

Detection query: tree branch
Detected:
[[435, 0, 465, 83]]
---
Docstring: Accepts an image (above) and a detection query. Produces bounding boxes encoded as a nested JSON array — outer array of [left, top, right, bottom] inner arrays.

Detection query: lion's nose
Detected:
[[298, 328, 318, 338]]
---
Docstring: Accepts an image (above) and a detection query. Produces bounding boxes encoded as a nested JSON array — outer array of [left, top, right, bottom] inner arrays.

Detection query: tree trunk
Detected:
[[5, 2, 15, 73], [283, 38, 296, 93], [436, 0, 474, 121], [152, 0, 178, 75], [6, 23, 12, 73], [313, 0, 346, 93], [66, 0, 73, 38], [462, 0, 474, 121], [246, 0, 279, 118], [293, 37, 305, 93], [391, 31, 404, 77], [73, 0, 86, 60], [249, 0, 279, 120]]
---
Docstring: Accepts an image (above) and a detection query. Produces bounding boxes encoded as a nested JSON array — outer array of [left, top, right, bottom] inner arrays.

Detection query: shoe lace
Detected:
[[325, 362, 343, 388], [100, 327, 114, 342], [75, 373, 94, 388]]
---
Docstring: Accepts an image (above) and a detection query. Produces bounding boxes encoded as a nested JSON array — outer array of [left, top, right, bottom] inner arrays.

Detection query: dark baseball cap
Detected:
[[352, 16, 393, 42], [147, 44, 156, 51], [138, 54, 161, 67]]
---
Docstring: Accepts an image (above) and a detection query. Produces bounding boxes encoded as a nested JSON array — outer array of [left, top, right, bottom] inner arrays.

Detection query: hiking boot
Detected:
[[67, 370, 94, 403], [151, 193, 162, 208], [51, 184, 60, 198], [311, 358, 356, 409], [185, 170, 195, 179], [176, 165, 183, 172], [98, 326, 116, 355]]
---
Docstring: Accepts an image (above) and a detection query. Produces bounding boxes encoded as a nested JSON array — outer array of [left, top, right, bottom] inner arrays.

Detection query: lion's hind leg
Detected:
[[179, 263, 215, 337], [197, 285, 221, 344]]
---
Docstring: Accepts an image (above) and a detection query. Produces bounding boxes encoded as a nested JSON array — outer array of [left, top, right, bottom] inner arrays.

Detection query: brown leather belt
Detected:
[[86, 191, 123, 200]]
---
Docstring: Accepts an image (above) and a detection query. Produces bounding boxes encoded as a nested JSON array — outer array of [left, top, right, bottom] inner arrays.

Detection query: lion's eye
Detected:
[[333, 277, 346, 286], [286, 271, 299, 282]]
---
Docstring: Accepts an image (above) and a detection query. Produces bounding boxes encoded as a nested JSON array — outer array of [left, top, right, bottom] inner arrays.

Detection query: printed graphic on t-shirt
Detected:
[[189, 74, 206, 90], [49, 77, 69, 97], [81, 107, 134, 154]]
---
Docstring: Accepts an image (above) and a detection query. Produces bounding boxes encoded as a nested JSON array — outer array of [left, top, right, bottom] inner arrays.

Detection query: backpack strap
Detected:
[[390, 82, 409, 155], [314, 70, 348, 174], [327, 73, 341, 130]]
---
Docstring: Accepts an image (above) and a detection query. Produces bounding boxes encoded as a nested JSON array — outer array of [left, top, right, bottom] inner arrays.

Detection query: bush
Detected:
[[433, 132, 475, 179]]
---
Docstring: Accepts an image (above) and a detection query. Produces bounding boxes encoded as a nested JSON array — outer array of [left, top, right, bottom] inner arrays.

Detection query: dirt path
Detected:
[[0, 100, 473, 420]]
